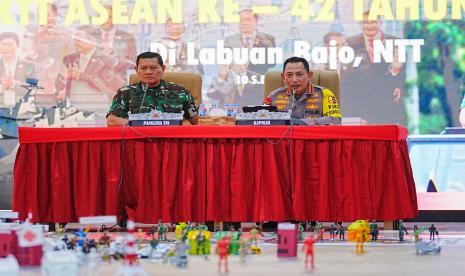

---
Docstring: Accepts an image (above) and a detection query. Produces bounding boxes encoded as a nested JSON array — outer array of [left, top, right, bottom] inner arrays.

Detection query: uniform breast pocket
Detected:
[[129, 102, 151, 113]]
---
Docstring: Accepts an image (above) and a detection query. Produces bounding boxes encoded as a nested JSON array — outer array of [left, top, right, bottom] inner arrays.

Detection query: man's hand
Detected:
[[393, 88, 401, 103], [460, 108, 465, 128], [390, 49, 404, 76], [1, 75, 14, 90], [217, 64, 230, 81], [66, 63, 80, 80], [107, 114, 129, 127]]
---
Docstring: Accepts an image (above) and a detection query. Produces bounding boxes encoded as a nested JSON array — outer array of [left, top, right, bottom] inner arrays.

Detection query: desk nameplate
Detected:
[[236, 119, 290, 126], [129, 120, 182, 126]]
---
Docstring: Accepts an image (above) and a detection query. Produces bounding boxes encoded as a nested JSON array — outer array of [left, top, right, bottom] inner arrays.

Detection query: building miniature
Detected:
[[277, 223, 298, 258], [115, 219, 148, 276], [1, 216, 44, 266]]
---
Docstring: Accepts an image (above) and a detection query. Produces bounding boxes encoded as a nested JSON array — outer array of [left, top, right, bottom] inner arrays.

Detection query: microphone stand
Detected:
[[138, 83, 149, 113]]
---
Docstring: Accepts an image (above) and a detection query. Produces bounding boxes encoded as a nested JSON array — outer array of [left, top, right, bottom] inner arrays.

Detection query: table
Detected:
[[13, 125, 418, 223]]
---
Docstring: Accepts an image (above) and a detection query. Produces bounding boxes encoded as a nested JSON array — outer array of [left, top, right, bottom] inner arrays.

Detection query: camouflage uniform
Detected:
[[107, 80, 198, 120], [265, 84, 342, 125]]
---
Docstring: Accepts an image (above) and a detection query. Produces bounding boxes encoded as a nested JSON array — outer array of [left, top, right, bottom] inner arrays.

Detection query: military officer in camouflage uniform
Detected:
[[106, 52, 199, 126], [264, 57, 342, 125]]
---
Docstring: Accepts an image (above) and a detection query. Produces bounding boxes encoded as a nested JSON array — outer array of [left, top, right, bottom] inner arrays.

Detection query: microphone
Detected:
[[289, 89, 296, 114], [138, 83, 149, 113], [289, 89, 302, 125]]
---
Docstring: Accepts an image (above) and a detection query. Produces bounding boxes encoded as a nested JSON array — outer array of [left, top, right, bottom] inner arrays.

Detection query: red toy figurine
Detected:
[[216, 236, 230, 273], [302, 233, 316, 270]]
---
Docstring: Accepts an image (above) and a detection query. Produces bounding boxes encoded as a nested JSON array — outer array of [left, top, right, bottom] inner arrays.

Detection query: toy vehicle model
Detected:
[[250, 246, 261, 254], [415, 239, 441, 255]]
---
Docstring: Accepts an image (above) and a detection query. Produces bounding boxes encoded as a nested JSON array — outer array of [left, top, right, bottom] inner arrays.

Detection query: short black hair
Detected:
[[49, 3, 58, 14], [0, 32, 19, 45], [136, 52, 164, 68], [283, 57, 310, 73], [239, 9, 259, 20], [323, 31, 344, 45]]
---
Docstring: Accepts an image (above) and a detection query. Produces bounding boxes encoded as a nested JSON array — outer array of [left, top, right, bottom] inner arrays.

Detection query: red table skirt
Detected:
[[13, 125, 417, 223]]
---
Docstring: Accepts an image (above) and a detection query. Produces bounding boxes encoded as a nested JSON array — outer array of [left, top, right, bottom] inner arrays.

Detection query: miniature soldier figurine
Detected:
[[338, 224, 345, 241], [157, 220, 168, 241], [239, 238, 251, 264], [302, 233, 316, 270], [175, 222, 188, 240], [75, 227, 87, 247], [147, 225, 156, 239], [99, 230, 111, 247], [196, 230, 208, 260], [329, 224, 337, 240], [413, 225, 420, 242], [306, 221, 314, 232], [56, 224, 64, 237], [315, 222, 324, 241], [216, 236, 230, 272], [249, 225, 260, 246], [149, 236, 159, 257], [428, 224, 438, 241], [199, 223, 208, 231], [173, 241, 189, 268], [398, 221, 408, 241], [370, 221, 379, 242], [298, 223, 305, 241], [137, 228, 144, 250], [229, 228, 240, 255], [186, 222, 194, 231], [62, 235, 73, 250]]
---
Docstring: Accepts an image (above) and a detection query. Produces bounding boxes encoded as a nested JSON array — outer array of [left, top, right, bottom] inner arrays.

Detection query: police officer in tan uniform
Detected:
[[264, 57, 342, 125]]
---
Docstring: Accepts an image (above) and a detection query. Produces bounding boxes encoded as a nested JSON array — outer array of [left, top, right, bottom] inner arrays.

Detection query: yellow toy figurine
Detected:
[[175, 222, 188, 241], [249, 225, 260, 247], [355, 227, 368, 254], [348, 220, 370, 254]]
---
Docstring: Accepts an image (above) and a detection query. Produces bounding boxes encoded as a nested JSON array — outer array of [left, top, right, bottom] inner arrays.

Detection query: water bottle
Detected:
[[209, 104, 217, 116], [232, 103, 240, 116], [223, 103, 231, 116], [199, 104, 207, 116]]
